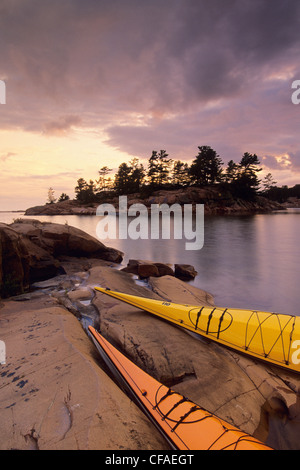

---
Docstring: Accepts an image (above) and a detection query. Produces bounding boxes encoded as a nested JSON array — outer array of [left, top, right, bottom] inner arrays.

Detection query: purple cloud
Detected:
[[0, 0, 300, 180]]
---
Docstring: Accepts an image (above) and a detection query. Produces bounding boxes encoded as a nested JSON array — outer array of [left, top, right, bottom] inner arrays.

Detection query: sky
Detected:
[[1, 0, 300, 210]]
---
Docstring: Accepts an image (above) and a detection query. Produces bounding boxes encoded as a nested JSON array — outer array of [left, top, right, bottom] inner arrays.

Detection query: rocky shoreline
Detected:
[[0, 219, 198, 299], [1, 220, 300, 450], [24, 186, 284, 217]]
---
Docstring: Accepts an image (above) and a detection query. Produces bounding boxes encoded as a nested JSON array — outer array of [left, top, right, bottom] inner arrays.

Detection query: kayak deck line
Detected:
[[94, 287, 300, 374]]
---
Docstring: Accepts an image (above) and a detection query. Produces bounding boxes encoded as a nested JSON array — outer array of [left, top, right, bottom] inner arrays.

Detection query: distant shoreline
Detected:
[[0, 210, 25, 213], [23, 186, 285, 217]]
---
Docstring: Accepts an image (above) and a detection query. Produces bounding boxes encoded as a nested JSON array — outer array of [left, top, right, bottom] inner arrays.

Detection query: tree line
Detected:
[[48, 145, 296, 204]]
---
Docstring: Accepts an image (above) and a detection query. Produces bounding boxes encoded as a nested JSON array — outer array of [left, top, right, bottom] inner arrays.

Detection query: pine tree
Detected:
[[147, 150, 172, 187], [114, 159, 145, 194], [58, 193, 70, 202], [225, 160, 239, 183], [231, 153, 262, 200], [189, 146, 223, 185], [171, 160, 190, 186], [114, 163, 132, 194], [97, 166, 112, 191]]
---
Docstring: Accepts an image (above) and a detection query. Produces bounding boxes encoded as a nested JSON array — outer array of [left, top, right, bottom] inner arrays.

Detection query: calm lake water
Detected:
[[1, 209, 299, 316]]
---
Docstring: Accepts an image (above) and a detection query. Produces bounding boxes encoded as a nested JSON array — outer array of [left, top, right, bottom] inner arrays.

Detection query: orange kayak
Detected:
[[88, 326, 272, 450]]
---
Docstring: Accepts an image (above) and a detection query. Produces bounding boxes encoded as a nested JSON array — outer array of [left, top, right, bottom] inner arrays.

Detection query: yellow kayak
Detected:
[[88, 326, 271, 450], [94, 287, 300, 374]]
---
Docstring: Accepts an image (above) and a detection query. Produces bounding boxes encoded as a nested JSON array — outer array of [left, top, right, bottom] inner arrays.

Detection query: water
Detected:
[[1, 209, 299, 316]]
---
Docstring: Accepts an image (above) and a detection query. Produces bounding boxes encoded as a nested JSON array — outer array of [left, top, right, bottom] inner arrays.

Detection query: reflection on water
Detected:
[[1, 210, 299, 315]]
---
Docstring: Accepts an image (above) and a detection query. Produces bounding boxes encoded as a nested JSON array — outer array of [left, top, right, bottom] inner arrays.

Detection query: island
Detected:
[[24, 186, 283, 217]]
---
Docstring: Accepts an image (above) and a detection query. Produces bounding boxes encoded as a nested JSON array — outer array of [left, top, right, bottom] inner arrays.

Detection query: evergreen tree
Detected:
[[114, 162, 132, 194], [114, 159, 145, 194], [75, 178, 87, 202], [231, 153, 262, 200], [262, 173, 277, 192], [225, 160, 239, 183], [147, 150, 172, 187], [75, 178, 97, 203], [129, 158, 145, 193], [97, 166, 112, 191], [189, 146, 223, 185], [58, 193, 70, 202], [171, 160, 190, 186]]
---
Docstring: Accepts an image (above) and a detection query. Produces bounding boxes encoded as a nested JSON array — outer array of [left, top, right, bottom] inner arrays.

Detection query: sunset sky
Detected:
[[1, 0, 300, 210]]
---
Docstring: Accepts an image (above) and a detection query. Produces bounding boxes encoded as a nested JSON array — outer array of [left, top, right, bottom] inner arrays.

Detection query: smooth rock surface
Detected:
[[10, 219, 123, 263], [1, 262, 300, 450], [0, 295, 167, 450]]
